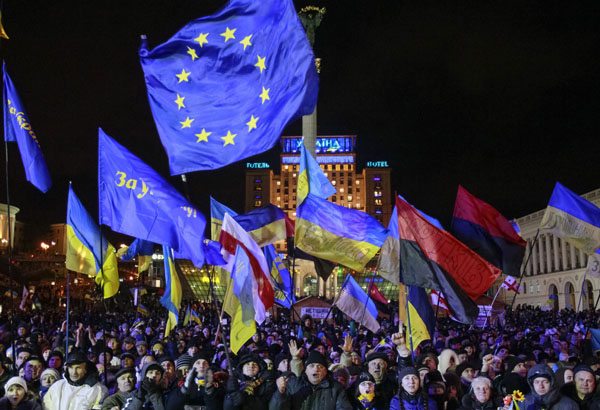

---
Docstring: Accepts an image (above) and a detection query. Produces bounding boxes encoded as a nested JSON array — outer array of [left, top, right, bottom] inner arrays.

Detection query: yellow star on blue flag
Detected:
[[139, 0, 319, 174]]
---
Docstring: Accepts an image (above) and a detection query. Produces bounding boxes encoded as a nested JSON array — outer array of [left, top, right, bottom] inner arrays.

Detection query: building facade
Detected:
[[244, 135, 394, 300], [491, 187, 600, 311]]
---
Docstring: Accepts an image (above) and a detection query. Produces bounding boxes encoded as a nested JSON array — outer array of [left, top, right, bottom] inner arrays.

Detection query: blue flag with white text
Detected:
[[139, 0, 318, 174], [98, 128, 207, 267], [3, 62, 51, 192], [264, 244, 294, 308]]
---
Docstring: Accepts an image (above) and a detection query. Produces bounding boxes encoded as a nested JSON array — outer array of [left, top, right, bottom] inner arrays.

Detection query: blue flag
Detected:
[[264, 244, 294, 308], [202, 239, 226, 266], [139, 0, 319, 174], [98, 128, 207, 267], [161, 245, 182, 337], [297, 139, 336, 205], [3, 62, 51, 192], [540, 182, 600, 255]]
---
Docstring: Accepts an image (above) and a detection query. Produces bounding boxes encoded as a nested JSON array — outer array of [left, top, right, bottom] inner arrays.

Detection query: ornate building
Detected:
[[492, 187, 600, 311]]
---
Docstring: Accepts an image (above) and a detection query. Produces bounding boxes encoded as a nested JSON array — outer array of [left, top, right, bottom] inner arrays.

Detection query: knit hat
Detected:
[[40, 368, 60, 382], [506, 356, 525, 372], [397, 366, 419, 381], [456, 362, 475, 378], [176, 354, 193, 370], [274, 353, 290, 370], [356, 372, 375, 385], [573, 364, 594, 377], [4, 376, 27, 393], [365, 352, 388, 364], [65, 350, 88, 366], [305, 351, 327, 368]]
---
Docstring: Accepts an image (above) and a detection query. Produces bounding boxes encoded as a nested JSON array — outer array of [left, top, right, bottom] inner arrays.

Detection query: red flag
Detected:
[[369, 282, 388, 304], [397, 196, 501, 301]]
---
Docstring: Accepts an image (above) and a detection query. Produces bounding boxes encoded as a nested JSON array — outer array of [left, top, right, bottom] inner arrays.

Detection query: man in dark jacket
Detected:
[[561, 365, 600, 410], [224, 353, 275, 410], [365, 351, 398, 410], [101, 367, 136, 410], [122, 362, 166, 410], [521, 364, 578, 410], [269, 350, 352, 410]]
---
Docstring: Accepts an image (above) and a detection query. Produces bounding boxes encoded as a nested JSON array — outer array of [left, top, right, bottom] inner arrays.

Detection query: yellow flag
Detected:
[[0, 12, 9, 40], [94, 243, 120, 299], [224, 279, 256, 354]]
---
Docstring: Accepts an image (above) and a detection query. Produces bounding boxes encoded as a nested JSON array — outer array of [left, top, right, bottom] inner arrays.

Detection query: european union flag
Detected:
[[3, 62, 51, 193], [98, 129, 207, 267], [139, 0, 318, 174]]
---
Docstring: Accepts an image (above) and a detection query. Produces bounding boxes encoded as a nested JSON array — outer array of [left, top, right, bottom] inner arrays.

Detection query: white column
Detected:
[[318, 277, 324, 297], [532, 239, 539, 275], [561, 238, 568, 270], [570, 243, 577, 268], [545, 235, 553, 272], [579, 249, 587, 268], [526, 241, 533, 276], [553, 235, 560, 271], [539, 236, 546, 274], [333, 272, 338, 297]]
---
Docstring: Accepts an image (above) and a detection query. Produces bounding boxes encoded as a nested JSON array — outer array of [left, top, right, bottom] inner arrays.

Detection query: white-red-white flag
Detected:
[[501, 275, 521, 293], [219, 213, 274, 324]]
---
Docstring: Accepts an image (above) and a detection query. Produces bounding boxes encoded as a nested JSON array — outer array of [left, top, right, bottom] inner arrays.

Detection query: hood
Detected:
[[526, 364, 554, 391]]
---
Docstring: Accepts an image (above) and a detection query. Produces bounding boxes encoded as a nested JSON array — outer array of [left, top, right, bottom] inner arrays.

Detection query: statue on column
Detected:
[[298, 6, 326, 47]]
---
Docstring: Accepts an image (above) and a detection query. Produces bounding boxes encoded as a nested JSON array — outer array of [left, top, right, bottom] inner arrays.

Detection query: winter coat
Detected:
[[224, 370, 276, 410], [560, 383, 600, 410], [100, 390, 129, 410], [42, 365, 108, 410], [521, 364, 578, 410], [269, 373, 352, 410], [390, 390, 438, 410], [0, 397, 42, 410], [373, 373, 398, 410]]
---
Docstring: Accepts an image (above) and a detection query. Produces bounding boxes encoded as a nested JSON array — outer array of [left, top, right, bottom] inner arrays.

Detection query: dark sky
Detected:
[[1, 0, 599, 241]]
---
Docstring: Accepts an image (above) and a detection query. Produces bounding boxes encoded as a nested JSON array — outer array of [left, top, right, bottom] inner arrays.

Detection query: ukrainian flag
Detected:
[[295, 193, 388, 271], [540, 182, 600, 255], [137, 304, 150, 317], [234, 204, 287, 247], [191, 308, 201, 324], [160, 245, 182, 338], [398, 283, 436, 352], [118, 238, 154, 273], [297, 140, 336, 205], [183, 304, 191, 326], [66, 185, 119, 299]]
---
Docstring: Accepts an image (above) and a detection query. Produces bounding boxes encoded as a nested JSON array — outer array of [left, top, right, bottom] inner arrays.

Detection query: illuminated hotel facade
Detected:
[[244, 135, 395, 299]]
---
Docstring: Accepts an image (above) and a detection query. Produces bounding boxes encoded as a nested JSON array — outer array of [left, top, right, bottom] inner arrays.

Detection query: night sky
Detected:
[[1, 0, 599, 242]]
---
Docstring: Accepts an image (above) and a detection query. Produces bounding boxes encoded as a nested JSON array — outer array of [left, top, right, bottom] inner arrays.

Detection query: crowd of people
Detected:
[[0, 295, 599, 410]]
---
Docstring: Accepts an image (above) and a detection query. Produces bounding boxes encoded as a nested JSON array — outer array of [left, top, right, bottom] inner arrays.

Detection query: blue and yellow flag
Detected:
[[295, 193, 388, 271], [117, 238, 154, 273], [160, 245, 182, 338], [191, 308, 201, 324], [137, 304, 150, 317], [231, 244, 255, 325], [139, 0, 318, 174], [297, 139, 336, 205], [264, 244, 294, 308], [66, 185, 119, 299], [398, 283, 436, 352], [234, 204, 287, 247], [183, 304, 191, 327], [3, 63, 51, 193], [540, 182, 600, 255], [98, 129, 207, 267], [210, 197, 238, 241]]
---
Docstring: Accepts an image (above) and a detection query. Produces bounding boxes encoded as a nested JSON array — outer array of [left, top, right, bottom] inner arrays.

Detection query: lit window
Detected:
[[340, 188, 345, 193], [356, 203, 361, 208], [373, 177, 381, 181], [348, 195, 352, 201], [277, 181, 281, 186], [293, 173, 296, 177], [254, 200, 262, 207], [293, 212, 296, 217], [285, 165, 289, 170], [356, 180, 360, 185], [324, 172, 328, 176], [332, 181, 336, 185], [277, 197, 281, 201]]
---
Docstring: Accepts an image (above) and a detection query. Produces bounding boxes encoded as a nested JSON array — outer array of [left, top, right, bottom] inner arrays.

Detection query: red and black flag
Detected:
[[396, 196, 501, 324], [451, 186, 526, 276]]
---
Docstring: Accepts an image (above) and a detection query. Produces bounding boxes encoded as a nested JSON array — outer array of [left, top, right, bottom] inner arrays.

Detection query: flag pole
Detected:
[[3, 135, 17, 366], [576, 269, 589, 312], [357, 268, 377, 334], [403, 284, 415, 360], [208, 271, 234, 375], [483, 286, 502, 328], [65, 270, 70, 361], [510, 229, 539, 310], [434, 291, 441, 319]]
